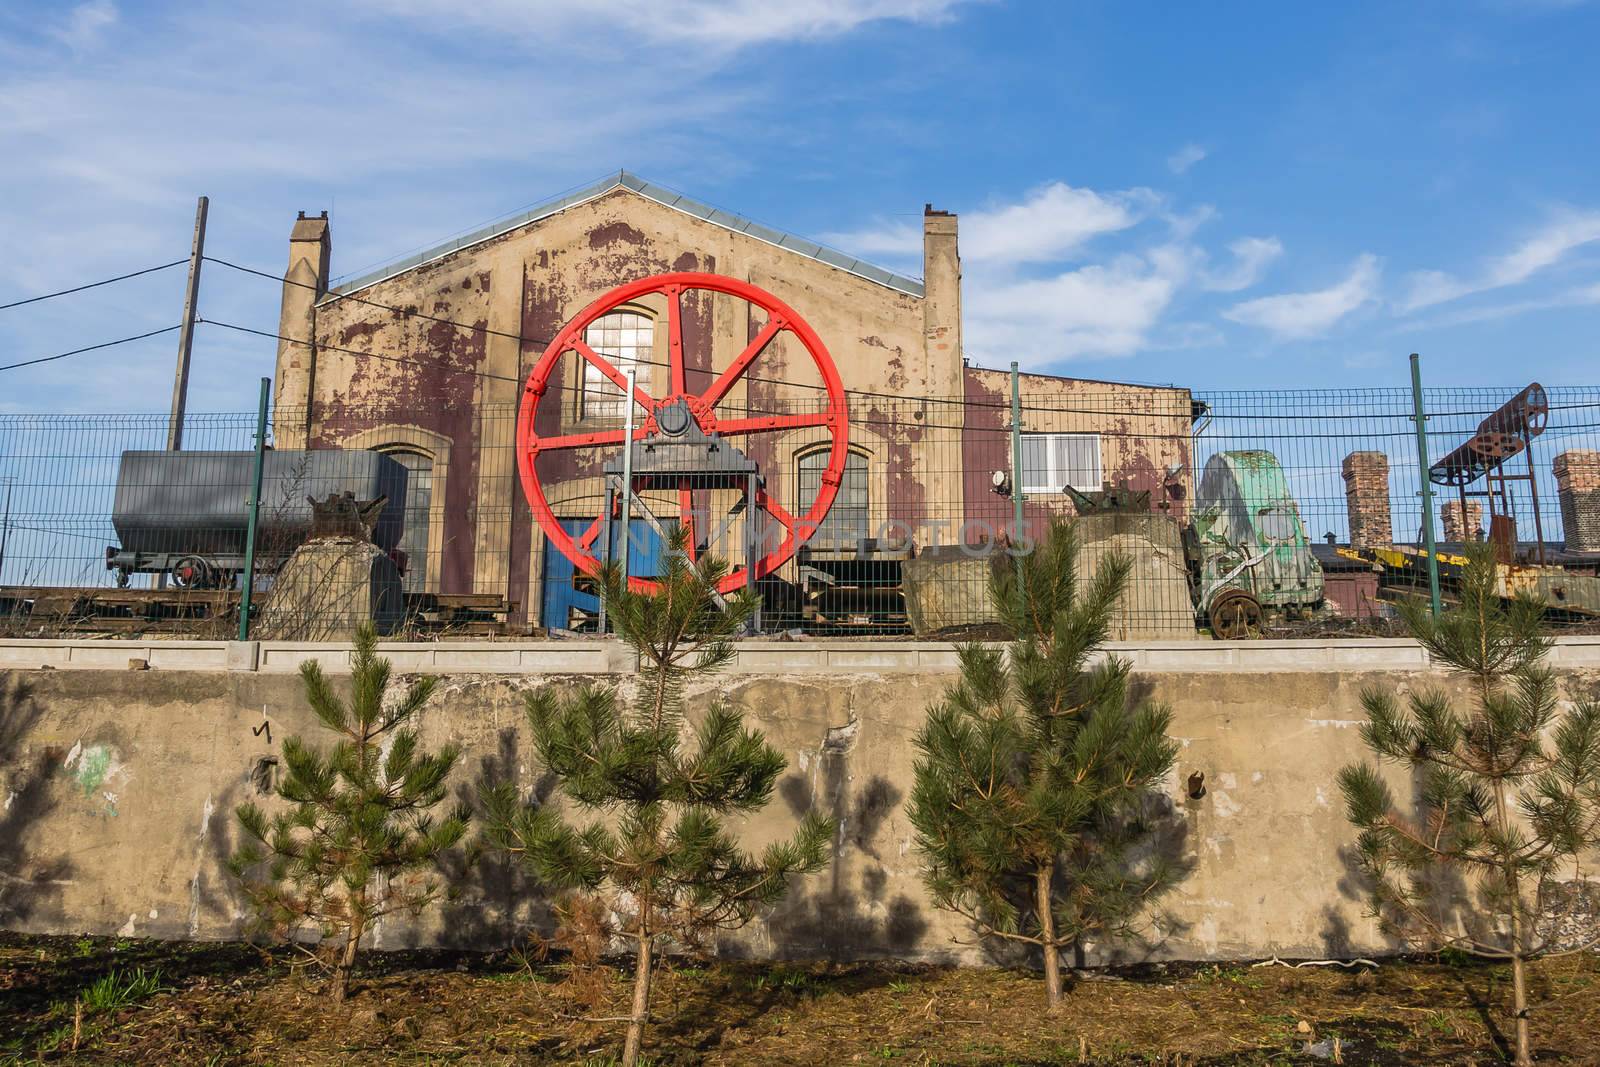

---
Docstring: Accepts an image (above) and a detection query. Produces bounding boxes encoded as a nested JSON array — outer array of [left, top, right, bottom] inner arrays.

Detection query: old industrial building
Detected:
[[270, 172, 1194, 628]]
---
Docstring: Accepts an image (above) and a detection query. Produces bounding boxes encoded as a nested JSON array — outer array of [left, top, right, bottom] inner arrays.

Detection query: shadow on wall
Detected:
[[0, 675, 74, 934], [761, 730, 931, 961], [426, 726, 554, 951], [0, 674, 74, 928]]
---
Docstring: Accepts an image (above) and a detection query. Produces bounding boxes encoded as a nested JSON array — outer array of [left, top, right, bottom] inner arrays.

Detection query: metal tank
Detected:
[[106, 450, 408, 587]]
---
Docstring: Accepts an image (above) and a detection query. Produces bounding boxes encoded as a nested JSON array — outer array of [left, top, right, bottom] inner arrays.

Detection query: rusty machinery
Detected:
[[1428, 382, 1548, 563], [516, 272, 849, 607]]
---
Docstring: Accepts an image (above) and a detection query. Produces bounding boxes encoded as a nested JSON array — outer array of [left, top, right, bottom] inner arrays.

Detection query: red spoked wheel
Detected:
[[516, 272, 849, 595]]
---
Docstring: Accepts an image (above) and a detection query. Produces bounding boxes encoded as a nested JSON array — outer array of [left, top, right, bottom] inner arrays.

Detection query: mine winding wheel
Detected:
[[516, 272, 849, 595]]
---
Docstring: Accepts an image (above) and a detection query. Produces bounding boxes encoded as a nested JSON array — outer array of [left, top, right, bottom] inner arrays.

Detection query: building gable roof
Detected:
[[324, 171, 926, 301]]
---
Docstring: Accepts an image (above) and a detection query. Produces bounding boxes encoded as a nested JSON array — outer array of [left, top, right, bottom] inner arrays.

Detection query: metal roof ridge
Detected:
[[322, 170, 926, 302]]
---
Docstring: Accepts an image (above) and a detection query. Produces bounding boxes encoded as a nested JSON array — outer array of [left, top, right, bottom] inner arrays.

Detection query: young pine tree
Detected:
[[480, 531, 834, 1067], [1339, 543, 1600, 1067], [908, 518, 1184, 1009], [229, 623, 469, 1003]]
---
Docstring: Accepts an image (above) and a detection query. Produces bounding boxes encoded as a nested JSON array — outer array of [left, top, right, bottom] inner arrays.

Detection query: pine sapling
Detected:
[[908, 518, 1185, 1009], [229, 623, 469, 1003], [1339, 543, 1600, 1067], [480, 530, 834, 1067]]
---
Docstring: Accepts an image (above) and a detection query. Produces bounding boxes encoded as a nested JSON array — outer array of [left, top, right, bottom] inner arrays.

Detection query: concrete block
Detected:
[[732, 648, 828, 671], [66, 645, 157, 670], [225, 641, 260, 672], [826, 649, 921, 670]]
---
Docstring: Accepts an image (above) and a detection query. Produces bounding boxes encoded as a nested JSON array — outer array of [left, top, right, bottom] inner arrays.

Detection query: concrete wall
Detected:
[[6, 638, 1598, 964]]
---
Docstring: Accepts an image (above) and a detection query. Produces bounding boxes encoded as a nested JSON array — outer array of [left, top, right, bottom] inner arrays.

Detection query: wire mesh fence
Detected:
[[2, 383, 1598, 641]]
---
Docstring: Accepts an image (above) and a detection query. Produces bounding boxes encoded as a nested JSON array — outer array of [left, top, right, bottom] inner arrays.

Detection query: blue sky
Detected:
[[3, 0, 1599, 413]]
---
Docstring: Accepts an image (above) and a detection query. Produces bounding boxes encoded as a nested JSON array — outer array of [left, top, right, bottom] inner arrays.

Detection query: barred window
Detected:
[[581, 310, 654, 419], [797, 448, 869, 547], [1020, 433, 1102, 494]]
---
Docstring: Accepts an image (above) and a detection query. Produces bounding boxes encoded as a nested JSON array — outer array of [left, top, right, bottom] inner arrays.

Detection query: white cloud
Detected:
[[1401, 280, 1600, 329], [1199, 235, 1283, 292], [51, 1, 119, 51], [1399, 211, 1600, 311], [964, 243, 1198, 367], [1166, 143, 1206, 175], [1222, 254, 1381, 339], [360, 0, 976, 48], [824, 181, 1154, 267], [964, 182, 1155, 265]]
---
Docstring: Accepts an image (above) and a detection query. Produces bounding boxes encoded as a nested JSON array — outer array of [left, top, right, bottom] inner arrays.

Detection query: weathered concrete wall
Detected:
[[6, 648, 1598, 964]]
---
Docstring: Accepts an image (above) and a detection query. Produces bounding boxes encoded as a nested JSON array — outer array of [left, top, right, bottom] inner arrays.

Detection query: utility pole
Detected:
[[167, 195, 209, 451]]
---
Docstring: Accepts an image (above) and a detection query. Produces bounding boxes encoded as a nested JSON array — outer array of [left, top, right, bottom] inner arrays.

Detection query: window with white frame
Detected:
[[1019, 433, 1102, 494], [797, 447, 869, 546], [580, 309, 654, 419]]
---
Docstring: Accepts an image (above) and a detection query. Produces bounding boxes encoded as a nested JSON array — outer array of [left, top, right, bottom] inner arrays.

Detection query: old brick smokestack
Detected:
[[1441, 499, 1484, 543], [1554, 450, 1600, 554], [273, 211, 331, 451], [1342, 451, 1391, 549]]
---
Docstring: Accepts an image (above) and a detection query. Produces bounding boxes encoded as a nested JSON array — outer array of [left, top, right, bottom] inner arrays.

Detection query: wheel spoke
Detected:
[[716, 411, 832, 436], [530, 428, 629, 452], [666, 284, 686, 395], [700, 317, 785, 408], [576, 514, 604, 550], [756, 488, 796, 531], [571, 339, 656, 411], [678, 481, 699, 562]]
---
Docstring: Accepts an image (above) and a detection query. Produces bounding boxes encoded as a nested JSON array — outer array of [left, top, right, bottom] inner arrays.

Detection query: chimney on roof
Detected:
[[1342, 451, 1391, 549], [1441, 499, 1484, 543], [922, 202, 961, 392], [1555, 450, 1600, 553], [274, 211, 333, 450]]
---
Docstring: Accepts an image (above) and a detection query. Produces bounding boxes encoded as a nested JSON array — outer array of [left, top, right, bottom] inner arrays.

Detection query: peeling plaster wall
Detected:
[[5, 663, 1594, 963], [961, 367, 1194, 544]]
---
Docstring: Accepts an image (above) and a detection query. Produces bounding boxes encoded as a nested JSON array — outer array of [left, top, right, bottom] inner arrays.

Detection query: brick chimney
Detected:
[[1441, 499, 1484, 543], [273, 210, 331, 450], [1554, 449, 1600, 554], [922, 204, 962, 396], [1342, 451, 1391, 549]]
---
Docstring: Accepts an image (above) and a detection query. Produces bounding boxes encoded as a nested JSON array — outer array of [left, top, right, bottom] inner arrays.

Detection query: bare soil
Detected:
[[3, 933, 1598, 1064]]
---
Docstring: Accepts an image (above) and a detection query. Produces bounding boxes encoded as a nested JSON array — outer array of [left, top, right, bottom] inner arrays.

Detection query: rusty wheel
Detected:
[[1209, 588, 1262, 640]]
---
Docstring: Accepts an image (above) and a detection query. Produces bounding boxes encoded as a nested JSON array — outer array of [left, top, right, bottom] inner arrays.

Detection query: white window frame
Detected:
[[1019, 432, 1103, 494], [579, 307, 655, 421]]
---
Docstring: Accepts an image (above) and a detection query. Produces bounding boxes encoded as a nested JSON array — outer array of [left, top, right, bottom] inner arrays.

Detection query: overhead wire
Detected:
[[203, 254, 1600, 425], [0, 324, 184, 373], [0, 260, 188, 312]]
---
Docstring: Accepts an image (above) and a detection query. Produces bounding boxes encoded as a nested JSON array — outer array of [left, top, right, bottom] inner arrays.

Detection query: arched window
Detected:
[[797, 447, 869, 548], [380, 449, 433, 595], [581, 309, 654, 419]]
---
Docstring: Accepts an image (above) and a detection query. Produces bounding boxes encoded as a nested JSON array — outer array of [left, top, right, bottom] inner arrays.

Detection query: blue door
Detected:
[[540, 518, 670, 630]]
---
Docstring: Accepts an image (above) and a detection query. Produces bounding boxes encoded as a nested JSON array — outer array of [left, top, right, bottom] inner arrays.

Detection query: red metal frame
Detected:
[[516, 272, 849, 595]]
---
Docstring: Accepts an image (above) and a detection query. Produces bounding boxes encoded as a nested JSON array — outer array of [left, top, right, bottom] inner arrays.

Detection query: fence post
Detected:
[[1009, 361, 1025, 547], [1409, 353, 1443, 618], [238, 377, 270, 642]]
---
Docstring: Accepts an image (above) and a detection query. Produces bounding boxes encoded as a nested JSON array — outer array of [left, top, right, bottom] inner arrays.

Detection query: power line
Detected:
[[203, 254, 1600, 422], [0, 260, 188, 312], [198, 318, 525, 384], [0, 325, 184, 374], [204, 255, 1022, 411]]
